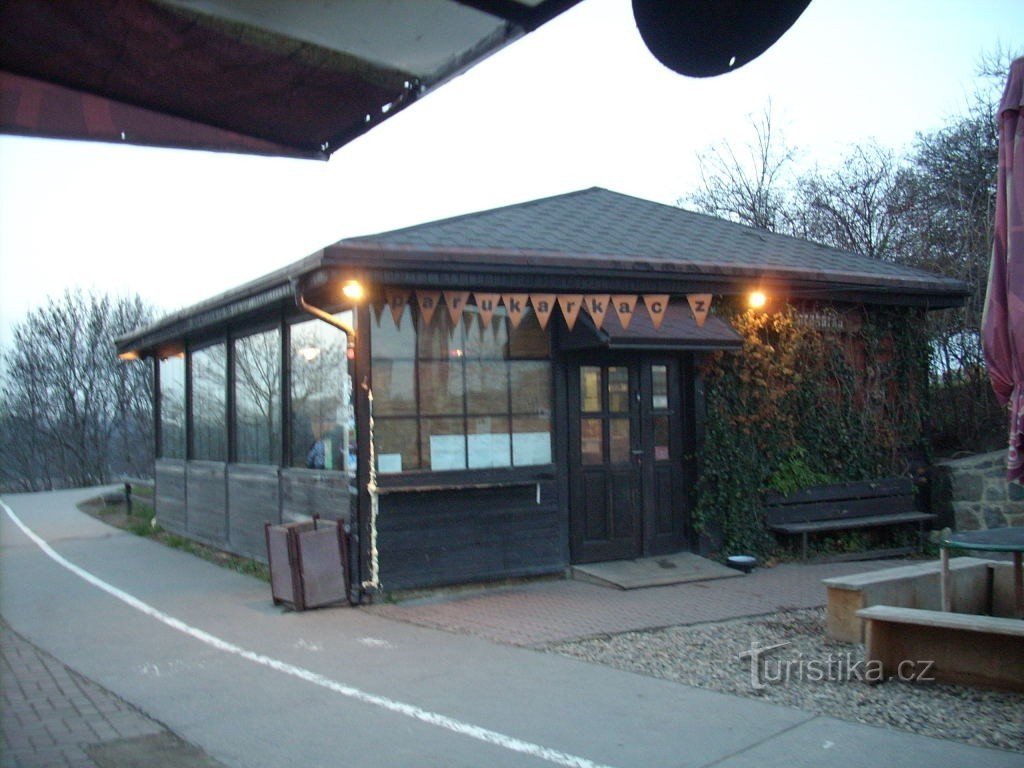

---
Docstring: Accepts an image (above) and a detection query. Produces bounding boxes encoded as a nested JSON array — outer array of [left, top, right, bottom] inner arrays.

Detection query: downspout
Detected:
[[292, 281, 381, 602]]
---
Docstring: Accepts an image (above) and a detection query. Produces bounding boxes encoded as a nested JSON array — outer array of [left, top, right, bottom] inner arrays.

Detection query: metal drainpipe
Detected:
[[292, 281, 379, 603]]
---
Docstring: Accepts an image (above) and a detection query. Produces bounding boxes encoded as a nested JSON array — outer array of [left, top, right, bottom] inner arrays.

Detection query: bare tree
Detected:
[[683, 104, 799, 232], [0, 289, 155, 490]]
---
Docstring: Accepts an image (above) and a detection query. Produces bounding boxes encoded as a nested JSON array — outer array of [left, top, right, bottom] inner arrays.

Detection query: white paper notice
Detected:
[[429, 434, 466, 470], [377, 453, 403, 473], [513, 432, 551, 466], [468, 433, 511, 468]]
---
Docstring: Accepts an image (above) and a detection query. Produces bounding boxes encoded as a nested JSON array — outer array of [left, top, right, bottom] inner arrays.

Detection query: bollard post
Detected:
[[124, 482, 132, 517]]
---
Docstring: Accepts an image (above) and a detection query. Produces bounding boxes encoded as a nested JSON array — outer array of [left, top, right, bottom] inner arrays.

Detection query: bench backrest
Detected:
[[764, 477, 915, 525]]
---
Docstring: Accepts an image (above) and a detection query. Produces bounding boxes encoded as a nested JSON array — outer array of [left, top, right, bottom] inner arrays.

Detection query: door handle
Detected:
[[631, 449, 644, 456]]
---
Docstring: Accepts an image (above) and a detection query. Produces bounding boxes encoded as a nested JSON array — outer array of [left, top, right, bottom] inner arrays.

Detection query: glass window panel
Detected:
[[372, 303, 415, 359], [653, 415, 670, 462], [290, 316, 351, 470], [159, 355, 186, 459], [581, 418, 603, 465], [608, 367, 629, 412], [507, 309, 549, 358], [371, 360, 417, 416], [374, 418, 419, 473], [417, 309, 459, 359], [191, 343, 227, 461], [234, 328, 282, 465], [422, 417, 466, 471], [609, 418, 631, 464], [467, 417, 511, 469], [509, 362, 550, 415], [419, 361, 464, 415], [512, 416, 551, 466], [464, 307, 507, 359], [652, 364, 669, 410], [581, 366, 601, 413], [466, 360, 509, 415]]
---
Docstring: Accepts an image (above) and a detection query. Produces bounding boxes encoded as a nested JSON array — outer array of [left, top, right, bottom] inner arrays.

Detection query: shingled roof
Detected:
[[335, 187, 967, 303]]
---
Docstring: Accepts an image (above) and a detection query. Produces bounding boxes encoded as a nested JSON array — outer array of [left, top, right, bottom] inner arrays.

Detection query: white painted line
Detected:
[[1, 499, 616, 768]]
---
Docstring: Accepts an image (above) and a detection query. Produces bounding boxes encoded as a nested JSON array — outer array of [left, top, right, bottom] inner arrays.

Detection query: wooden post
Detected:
[[124, 482, 132, 517]]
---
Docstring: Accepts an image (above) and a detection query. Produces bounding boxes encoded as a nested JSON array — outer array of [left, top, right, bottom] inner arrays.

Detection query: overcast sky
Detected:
[[1, 0, 1021, 350]]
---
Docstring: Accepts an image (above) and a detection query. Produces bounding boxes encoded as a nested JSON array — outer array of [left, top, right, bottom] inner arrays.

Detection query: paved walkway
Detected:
[[0, 619, 163, 768], [367, 560, 896, 646]]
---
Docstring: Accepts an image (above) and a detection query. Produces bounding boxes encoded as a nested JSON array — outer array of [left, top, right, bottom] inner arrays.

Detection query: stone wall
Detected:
[[932, 451, 1024, 531]]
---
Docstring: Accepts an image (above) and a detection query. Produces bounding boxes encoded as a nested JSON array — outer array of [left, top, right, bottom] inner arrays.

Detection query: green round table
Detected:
[[939, 527, 1024, 618]]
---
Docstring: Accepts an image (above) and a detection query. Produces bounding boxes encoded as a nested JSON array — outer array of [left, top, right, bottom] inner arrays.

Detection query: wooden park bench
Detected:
[[764, 477, 935, 562]]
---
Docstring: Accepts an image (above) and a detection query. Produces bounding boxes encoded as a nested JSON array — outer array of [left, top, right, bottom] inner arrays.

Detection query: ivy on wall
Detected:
[[693, 302, 930, 557]]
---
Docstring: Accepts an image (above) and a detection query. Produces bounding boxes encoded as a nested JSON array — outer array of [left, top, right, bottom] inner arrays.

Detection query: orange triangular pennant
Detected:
[[385, 289, 408, 328], [558, 295, 584, 331], [444, 291, 469, 326], [644, 294, 670, 329], [584, 295, 611, 329], [474, 293, 500, 329], [530, 295, 556, 329], [687, 294, 712, 328], [502, 294, 529, 329], [611, 295, 638, 330], [416, 290, 441, 328]]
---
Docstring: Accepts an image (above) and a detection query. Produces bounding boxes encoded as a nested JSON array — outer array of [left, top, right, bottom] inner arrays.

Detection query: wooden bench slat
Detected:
[[769, 512, 935, 535], [857, 605, 1024, 637], [764, 477, 914, 506], [765, 496, 916, 525]]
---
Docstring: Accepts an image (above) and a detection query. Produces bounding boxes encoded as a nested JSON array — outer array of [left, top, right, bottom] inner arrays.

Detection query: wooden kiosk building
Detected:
[[116, 188, 967, 598]]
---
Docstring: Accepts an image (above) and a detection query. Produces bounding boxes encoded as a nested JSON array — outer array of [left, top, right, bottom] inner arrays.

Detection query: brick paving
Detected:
[[368, 560, 899, 646], [0, 619, 164, 768]]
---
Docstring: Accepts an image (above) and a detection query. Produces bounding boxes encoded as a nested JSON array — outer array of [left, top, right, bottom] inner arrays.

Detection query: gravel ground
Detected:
[[549, 607, 1023, 753]]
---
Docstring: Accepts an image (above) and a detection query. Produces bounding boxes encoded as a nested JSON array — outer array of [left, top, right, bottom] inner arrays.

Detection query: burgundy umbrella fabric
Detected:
[[983, 56, 1024, 484]]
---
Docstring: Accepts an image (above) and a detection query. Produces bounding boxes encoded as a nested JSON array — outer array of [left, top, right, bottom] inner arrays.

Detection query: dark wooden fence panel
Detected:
[[377, 480, 564, 591], [155, 460, 187, 535], [280, 469, 350, 524], [186, 461, 227, 547], [227, 464, 280, 559]]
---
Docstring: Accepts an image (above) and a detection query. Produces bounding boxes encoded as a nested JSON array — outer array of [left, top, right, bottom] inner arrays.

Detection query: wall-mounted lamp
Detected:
[[342, 279, 364, 301], [748, 291, 767, 310], [117, 351, 140, 361]]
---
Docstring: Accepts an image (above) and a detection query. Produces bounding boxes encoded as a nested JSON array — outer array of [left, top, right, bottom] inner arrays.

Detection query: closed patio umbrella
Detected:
[[983, 56, 1024, 484]]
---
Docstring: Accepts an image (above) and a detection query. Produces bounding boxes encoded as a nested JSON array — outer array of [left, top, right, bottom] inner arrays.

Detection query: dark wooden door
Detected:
[[568, 354, 687, 564]]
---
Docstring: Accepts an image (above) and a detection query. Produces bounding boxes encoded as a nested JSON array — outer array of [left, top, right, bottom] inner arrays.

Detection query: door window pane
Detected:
[[652, 364, 669, 410], [581, 418, 603, 465], [191, 343, 227, 461], [234, 328, 282, 465], [581, 366, 601, 413], [609, 418, 631, 463], [653, 415, 670, 461], [159, 355, 186, 459], [608, 367, 629, 412]]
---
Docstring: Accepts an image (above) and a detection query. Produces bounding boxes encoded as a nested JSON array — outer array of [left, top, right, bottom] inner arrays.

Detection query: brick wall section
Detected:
[[932, 451, 1024, 531]]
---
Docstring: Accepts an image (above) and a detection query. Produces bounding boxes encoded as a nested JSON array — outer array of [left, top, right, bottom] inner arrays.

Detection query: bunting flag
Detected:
[[611, 295, 638, 330], [584, 295, 611, 329], [686, 294, 712, 327], [557, 295, 584, 331], [444, 291, 470, 326], [644, 294, 670, 329], [385, 289, 407, 328], [530, 294, 556, 329], [474, 293, 500, 329], [416, 290, 441, 328], [378, 289, 702, 334], [502, 294, 530, 329]]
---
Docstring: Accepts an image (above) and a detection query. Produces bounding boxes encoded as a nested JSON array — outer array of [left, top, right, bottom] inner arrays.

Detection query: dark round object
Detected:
[[632, 0, 813, 78]]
